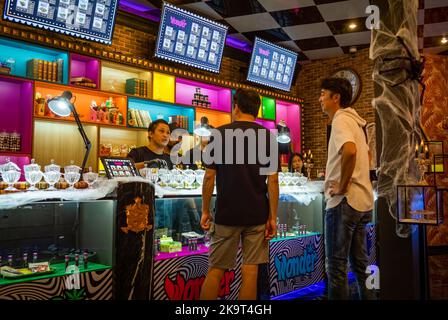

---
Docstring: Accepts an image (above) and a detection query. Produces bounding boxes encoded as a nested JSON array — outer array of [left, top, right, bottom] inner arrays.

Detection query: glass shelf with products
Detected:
[[69, 53, 100, 90]]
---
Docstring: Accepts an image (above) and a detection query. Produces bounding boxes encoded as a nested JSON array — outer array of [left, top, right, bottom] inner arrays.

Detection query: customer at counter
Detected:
[[288, 152, 307, 176], [200, 88, 279, 300], [319, 77, 374, 300], [127, 119, 173, 170], [181, 136, 209, 170]]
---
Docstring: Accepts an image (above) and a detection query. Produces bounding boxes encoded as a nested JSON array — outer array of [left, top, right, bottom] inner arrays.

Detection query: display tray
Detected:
[[0, 266, 55, 279], [0, 262, 111, 286]]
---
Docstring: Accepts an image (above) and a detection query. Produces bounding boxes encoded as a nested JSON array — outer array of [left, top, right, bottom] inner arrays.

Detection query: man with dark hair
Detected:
[[127, 119, 173, 170], [200, 88, 279, 300], [319, 77, 374, 300]]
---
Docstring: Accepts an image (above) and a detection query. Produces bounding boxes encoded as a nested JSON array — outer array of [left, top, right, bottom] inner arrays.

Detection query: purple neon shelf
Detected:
[[0, 75, 33, 155], [276, 100, 301, 153], [70, 53, 100, 89], [154, 244, 209, 261], [175, 78, 231, 112]]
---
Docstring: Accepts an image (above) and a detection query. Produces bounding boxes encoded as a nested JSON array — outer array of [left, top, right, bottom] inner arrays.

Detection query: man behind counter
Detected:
[[127, 119, 173, 170]]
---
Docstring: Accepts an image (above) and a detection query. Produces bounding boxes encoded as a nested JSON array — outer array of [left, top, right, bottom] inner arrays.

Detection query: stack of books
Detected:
[[125, 78, 148, 97], [70, 77, 97, 88], [26, 59, 63, 82], [128, 108, 152, 128], [169, 115, 189, 131]]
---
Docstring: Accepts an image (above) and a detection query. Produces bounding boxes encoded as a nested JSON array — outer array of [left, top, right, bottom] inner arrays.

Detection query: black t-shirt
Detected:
[[204, 121, 280, 226], [127, 146, 173, 170]]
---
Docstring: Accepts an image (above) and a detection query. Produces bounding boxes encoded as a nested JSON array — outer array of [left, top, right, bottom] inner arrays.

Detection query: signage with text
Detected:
[[155, 2, 228, 73], [3, 0, 118, 44], [247, 37, 298, 92]]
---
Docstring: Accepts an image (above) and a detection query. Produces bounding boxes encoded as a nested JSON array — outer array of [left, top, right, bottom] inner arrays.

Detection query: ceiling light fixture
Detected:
[[442, 37, 448, 44], [349, 23, 357, 30]]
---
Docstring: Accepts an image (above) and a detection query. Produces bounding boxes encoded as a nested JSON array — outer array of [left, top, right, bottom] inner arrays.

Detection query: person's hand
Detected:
[[265, 218, 277, 241], [327, 180, 349, 197], [201, 210, 213, 231]]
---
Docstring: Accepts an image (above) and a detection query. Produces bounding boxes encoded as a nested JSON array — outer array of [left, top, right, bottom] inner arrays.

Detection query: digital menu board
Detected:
[[155, 2, 228, 73], [247, 37, 298, 92], [3, 0, 118, 45]]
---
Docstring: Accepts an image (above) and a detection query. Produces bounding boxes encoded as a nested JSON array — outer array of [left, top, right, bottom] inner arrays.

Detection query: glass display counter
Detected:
[[0, 200, 114, 300], [151, 183, 326, 300]]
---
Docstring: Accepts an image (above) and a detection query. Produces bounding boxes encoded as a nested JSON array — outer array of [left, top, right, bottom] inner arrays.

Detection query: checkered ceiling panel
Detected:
[[123, 0, 448, 60]]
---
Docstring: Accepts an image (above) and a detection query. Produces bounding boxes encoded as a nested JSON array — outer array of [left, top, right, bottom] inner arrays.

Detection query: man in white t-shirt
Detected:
[[319, 78, 374, 300]]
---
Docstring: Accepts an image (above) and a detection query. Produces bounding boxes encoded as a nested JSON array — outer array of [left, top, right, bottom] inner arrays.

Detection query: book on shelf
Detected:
[[57, 59, 63, 83], [126, 78, 148, 97], [27, 59, 62, 82], [70, 77, 97, 88]]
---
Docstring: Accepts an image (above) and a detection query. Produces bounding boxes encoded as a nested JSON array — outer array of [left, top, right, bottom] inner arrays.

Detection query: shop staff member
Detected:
[[319, 78, 374, 300], [127, 119, 173, 170]]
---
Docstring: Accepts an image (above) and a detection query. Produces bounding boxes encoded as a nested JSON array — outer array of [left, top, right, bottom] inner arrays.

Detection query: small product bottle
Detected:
[[65, 255, 69, 270], [8, 254, 13, 267], [22, 253, 28, 268], [83, 250, 88, 269], [32, 251, 38, 263], [75, 254, 79, 267]]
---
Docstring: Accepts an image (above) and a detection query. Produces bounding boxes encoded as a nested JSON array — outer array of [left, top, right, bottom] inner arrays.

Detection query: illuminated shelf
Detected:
[[101, 60, 152, 98], [175, 78, 231, 112], [0, 75, 33, 154], [69, 53, 100, 89], [153, 72, 175, 103], [34, 81, 127, 127], [195, 108, 231, 128], [0, 36, 69, 84]]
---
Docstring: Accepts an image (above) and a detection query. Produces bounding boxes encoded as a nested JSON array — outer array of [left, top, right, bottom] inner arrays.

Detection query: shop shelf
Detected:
[[195, 108, 231, 129], [98, 126, 148, 159], [276, 100, 301, 153], [128, 97, 195, 133], [33, 120, 98, 170], [34, 81, 127, 127], [69, 53, 100, 90], [0, 75, 33, 154], [261, 96, 276, 121], [0, 37, 68, 84], [101, 60, 152, 98], [175, 78, 231, 112], [153, 72, 175, 103]]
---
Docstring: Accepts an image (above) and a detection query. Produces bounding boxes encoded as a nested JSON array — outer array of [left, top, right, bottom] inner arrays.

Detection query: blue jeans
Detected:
[[325, 198, 374, 300]]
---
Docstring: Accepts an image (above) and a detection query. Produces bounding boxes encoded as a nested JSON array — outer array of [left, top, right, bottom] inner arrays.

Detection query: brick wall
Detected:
[[297, 48, 375, 174], [0, 3, 299, 98]]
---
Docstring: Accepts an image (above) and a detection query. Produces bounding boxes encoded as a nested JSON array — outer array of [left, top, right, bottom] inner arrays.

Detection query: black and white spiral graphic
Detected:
[[268, 234, 324, 298]]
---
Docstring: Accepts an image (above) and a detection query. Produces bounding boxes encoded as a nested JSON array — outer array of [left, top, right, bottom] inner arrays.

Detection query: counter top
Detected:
[[0, 178, 324, 210]]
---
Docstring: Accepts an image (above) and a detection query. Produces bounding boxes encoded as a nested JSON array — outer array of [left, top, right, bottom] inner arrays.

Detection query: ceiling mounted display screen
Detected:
[[155, 2, 228, 73], [247, 37, 298, 92], [3, 0, 118, 45]]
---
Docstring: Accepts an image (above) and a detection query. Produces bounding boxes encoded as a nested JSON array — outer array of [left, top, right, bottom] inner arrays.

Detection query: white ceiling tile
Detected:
[[180, 2, 223, 20], [317, 0, 370, 21], [423, 22, 448, 37], [283, 22, 332, 40], [225, 13, 281, 33], [334, 31, 371, 46], [258, 0, 316, 11], [302, 47, 344, 60]]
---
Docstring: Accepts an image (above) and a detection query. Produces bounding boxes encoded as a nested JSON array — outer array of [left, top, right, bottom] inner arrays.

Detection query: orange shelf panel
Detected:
[[195, 109, 231, 128], [34, 81, 127, 126]]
